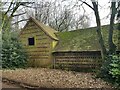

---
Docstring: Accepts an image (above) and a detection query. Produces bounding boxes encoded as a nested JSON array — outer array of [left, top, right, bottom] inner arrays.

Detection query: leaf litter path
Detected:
[[1, 81, 27, 90], [1, 68, 114, 88], [2, 82, 20, 88]]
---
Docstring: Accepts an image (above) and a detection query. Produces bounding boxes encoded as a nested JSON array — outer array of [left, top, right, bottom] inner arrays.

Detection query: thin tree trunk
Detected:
[[92, 2, 107, 59], [108, 2, 117, 54], [118, 23, 120, 50]]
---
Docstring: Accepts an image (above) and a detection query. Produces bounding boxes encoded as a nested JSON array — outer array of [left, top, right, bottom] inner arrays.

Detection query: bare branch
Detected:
[[4, 0, 14, 15], [78, 0, 95, 10], [12, 19, 29, 25], [12, 12, 26, 17]]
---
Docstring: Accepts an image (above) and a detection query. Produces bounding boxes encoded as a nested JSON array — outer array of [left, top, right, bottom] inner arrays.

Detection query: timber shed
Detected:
[[20, 17, 120, 69], [19, 17, 58, 67]]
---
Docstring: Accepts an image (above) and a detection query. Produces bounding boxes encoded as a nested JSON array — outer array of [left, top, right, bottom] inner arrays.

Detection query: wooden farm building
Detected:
[[19, 17, 120, 70], [19, 17, 58, 67]]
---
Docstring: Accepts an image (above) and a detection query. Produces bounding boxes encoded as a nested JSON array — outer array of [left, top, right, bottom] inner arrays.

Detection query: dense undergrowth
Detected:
[[2, 31, 28, 69], [100, 54, 120, 88]]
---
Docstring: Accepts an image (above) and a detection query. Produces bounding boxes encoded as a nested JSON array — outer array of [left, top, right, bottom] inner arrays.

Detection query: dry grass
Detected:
[[1, 68, 113, 88]]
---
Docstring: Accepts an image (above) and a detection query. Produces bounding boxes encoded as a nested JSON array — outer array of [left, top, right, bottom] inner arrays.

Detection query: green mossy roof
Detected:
[[54, 25, 119, 52]]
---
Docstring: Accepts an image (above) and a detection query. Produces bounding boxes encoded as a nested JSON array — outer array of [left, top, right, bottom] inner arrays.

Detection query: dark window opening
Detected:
[[28, 37, 35, 45]]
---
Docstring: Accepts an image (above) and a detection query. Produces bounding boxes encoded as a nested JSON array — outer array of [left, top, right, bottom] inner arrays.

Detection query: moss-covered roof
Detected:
[[54, 25, 119, 52], [30, 17, 58, 40]]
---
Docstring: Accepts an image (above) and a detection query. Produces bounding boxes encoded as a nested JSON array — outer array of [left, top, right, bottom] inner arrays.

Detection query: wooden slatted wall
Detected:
[[53, 51, 102, 71], [19, 20, 53, 67]]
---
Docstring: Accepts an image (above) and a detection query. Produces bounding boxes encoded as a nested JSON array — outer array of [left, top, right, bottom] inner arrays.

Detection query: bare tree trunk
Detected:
[[117, 1, 120, 50], [118, 25, 120, 50], [118, 9, 120, 50], [92, 2, 107, 59], [108, 2, 117, 54]]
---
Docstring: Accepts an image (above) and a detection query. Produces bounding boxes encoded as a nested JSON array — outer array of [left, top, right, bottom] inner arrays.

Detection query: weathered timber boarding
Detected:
[[19, 17, 58, 67], [53, 51, 102, 71]]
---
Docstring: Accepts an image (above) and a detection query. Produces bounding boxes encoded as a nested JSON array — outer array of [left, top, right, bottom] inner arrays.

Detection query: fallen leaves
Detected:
[[1, 68, 113, 88]]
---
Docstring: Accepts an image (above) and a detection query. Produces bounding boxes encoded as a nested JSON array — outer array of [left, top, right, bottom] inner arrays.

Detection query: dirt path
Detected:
[[2, 82, 26, 90], [2, 82, 20, 88]]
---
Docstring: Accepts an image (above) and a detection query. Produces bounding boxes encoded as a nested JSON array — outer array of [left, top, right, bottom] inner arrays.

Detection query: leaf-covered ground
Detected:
[[1, 68, 113, 88], [2, 82, 22, 88]]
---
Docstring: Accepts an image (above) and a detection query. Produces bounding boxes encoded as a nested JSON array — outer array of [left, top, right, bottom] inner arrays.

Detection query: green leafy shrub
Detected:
[[100, 54, 120, 87], [2, 32, 28, 69], [109, 55, 120, 86]]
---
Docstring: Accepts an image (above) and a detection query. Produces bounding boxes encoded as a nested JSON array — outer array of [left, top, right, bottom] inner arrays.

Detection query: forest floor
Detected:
[[0, 68, 115, 89]]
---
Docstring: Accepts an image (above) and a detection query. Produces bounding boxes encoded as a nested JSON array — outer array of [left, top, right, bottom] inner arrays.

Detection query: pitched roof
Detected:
[[54, 25, 119, 52], [26, 17, 58, 40]]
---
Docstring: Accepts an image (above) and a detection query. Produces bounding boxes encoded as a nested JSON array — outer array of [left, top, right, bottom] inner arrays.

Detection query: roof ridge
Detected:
[[30, 17, 58, 40]]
